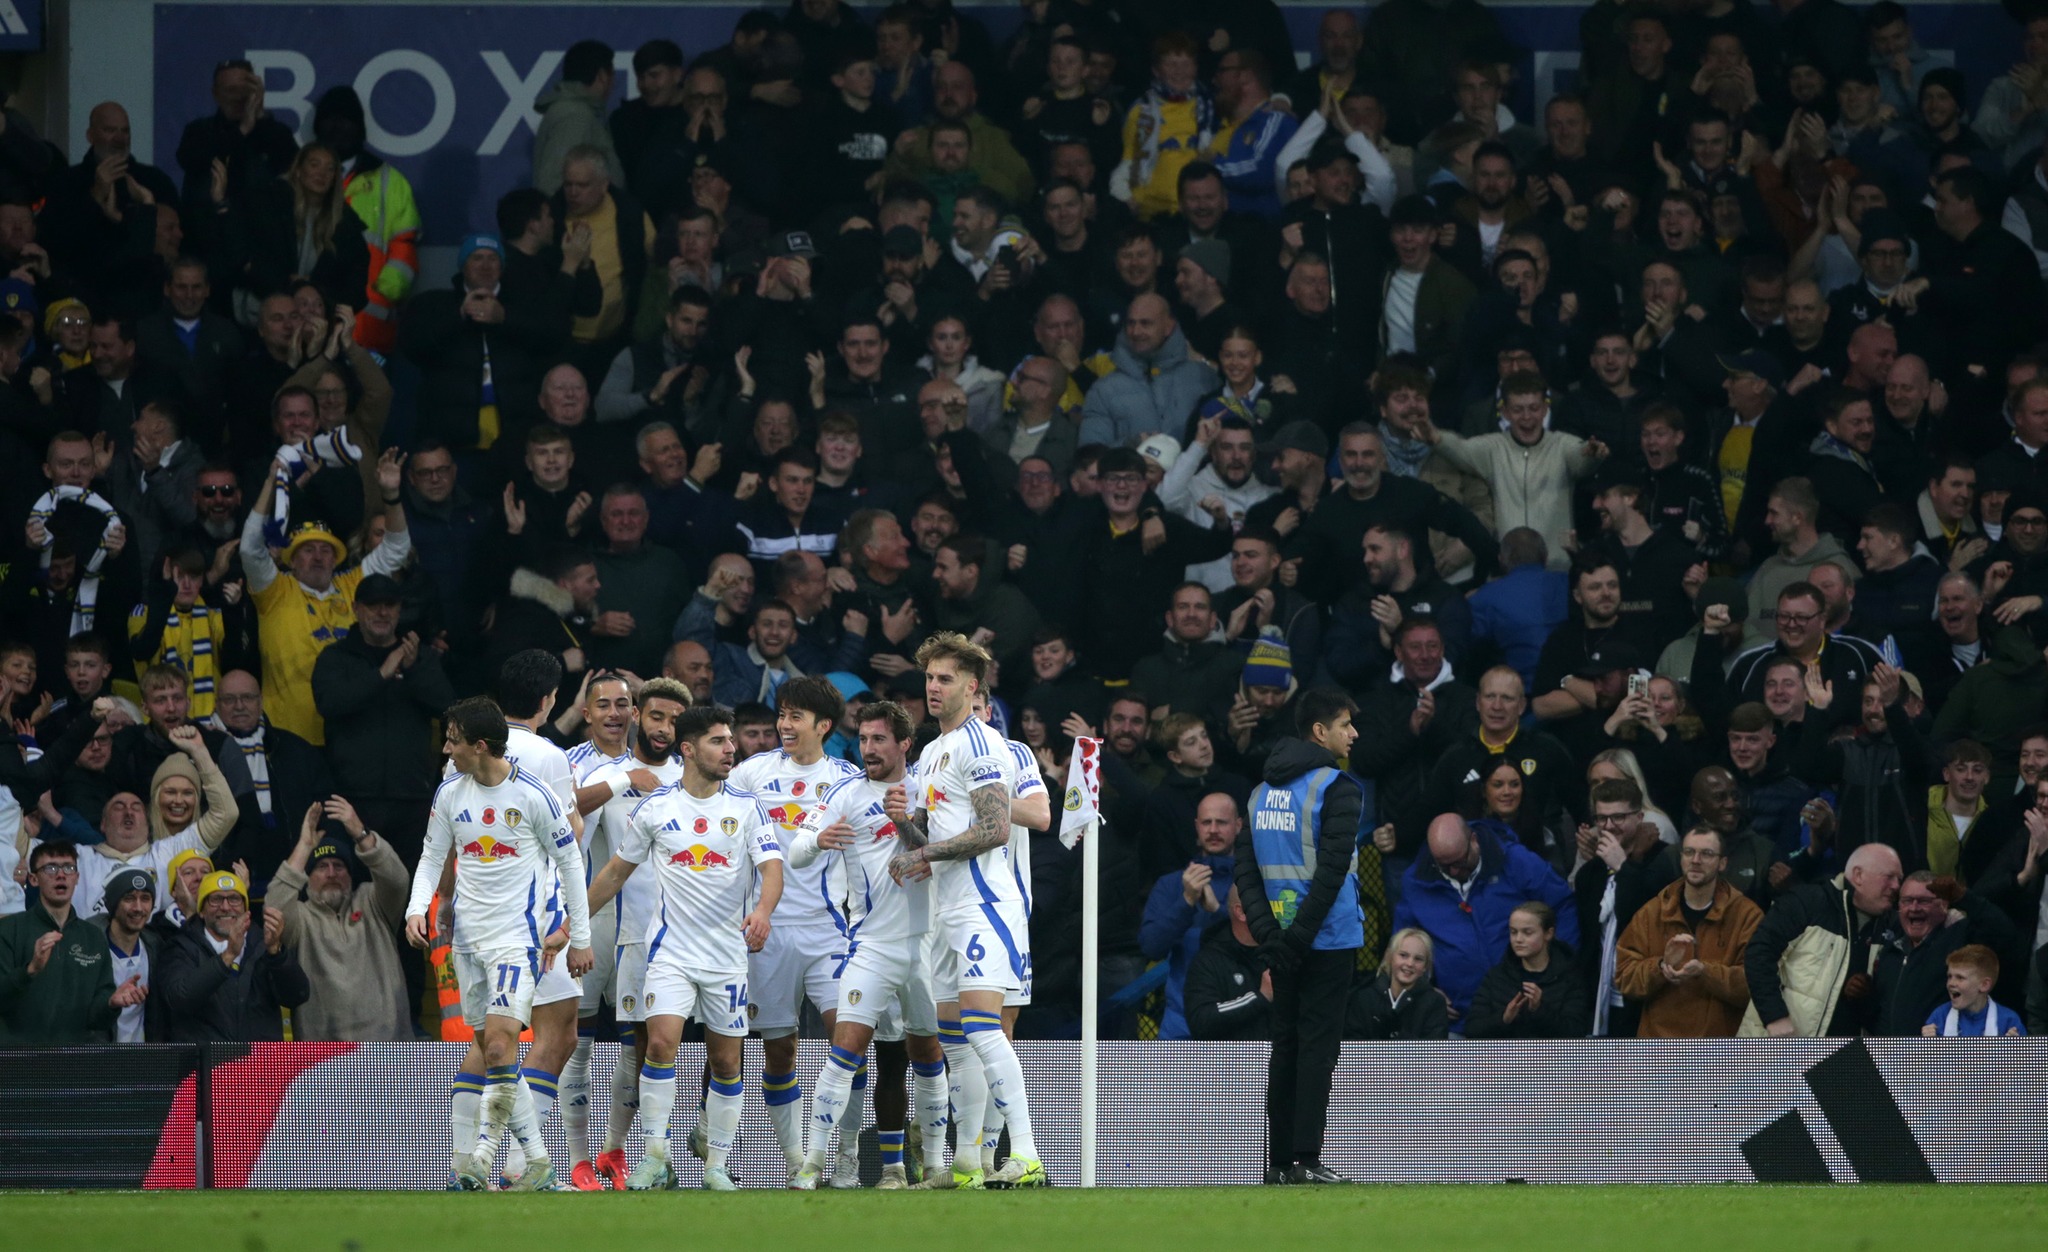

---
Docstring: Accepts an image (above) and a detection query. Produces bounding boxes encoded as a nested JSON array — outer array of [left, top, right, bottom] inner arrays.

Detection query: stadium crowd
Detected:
[[5, 0, 2048, 1059]]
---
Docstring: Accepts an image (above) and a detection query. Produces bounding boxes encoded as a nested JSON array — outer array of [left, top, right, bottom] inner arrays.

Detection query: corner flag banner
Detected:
[[1061, 736, 1103, 847]]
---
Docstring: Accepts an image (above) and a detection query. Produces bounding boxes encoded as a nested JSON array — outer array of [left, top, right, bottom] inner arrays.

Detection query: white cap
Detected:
[[1136, 433, 1182, 472]]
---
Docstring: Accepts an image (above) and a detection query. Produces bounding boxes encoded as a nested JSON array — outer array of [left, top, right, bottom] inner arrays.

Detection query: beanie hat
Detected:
[[1136, 433, 1181, 473], [1179, 238, 1231, 289], [1243, 629, 1294, 690], [166, 848, 213, 883], [458, 233, 503, 268], [103, 867, 155, 914], [196, 870, 248, 909], [150, 754, 204, 837]]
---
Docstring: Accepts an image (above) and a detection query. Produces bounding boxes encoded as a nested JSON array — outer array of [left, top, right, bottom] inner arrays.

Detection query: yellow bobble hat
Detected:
[[196, 871, 249, 908], [41, 296, 87, 336], [166, 849, 214, 882]]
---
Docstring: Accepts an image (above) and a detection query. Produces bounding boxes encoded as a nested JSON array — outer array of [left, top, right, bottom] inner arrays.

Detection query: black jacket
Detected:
[[1866, 893, 2022, 1035], [1345, 971, 1451, 1040], [1233, 737, 1365, 966], [157, 916, 309, 1043], [1464, 941, 1589, 1039], [398, 274, 559, 452], [1353, 676, 1478, 856], [309, 629, 459, 801], [1183, 927, 1272, 1041], [222, 177, 371, 312], [1076, 496, 1234, 680]]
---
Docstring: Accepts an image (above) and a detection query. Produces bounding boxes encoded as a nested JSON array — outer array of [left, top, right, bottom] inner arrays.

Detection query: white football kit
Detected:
[[584, 753, 684, 1021], [914, 717, 1026, 1000], [729, 749, 862, 1034], [615, 782, 784, 1037], [567, 742, 629, 1015], [788, 772, 934, 1035], [408, 765, 591, 1028], [1000, 738, 1042, 1007]]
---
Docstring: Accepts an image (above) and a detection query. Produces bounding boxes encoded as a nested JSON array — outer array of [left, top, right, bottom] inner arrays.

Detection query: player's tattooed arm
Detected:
[[921, 783, 1013, 863]]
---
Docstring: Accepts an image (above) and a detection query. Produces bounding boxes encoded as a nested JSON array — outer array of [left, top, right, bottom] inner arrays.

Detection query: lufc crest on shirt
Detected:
[[846, 989, 862, 1006], [720, 817, 739, 835], [1520, 759, 1536, 776], [504, 807, 523, 829], [621, 994, 637, 1015]]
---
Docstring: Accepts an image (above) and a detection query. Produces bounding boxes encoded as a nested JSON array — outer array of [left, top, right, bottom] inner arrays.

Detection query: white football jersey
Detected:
[[618, 782, 784, 978], [566, 739, 625, 785], [792, 773, 928, 943], [729, 749, 863, 930], [912, 717, 1021, 918], [444, 726, 581, 935], [587, 753, 685, 944], [1003, 738, 1042, 915], [410, 766, 591, 954]]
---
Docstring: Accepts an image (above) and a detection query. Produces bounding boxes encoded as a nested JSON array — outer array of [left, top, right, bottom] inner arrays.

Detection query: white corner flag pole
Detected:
[[1062, 737, 1106, 1190]]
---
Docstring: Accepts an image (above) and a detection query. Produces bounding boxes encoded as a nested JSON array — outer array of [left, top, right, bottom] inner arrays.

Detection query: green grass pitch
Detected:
[[14, 1186, 2048, 1251]]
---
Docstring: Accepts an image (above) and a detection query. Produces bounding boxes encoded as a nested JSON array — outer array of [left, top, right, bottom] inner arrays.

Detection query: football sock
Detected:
[[963, 1009, 1038, 1160], [840, 1061, 869, 1171], [938, 1021, 986, 1172], [604, 1037, 643, 1153], [562, 1032, 594, 1167], [450, 1070, 485, 1171], [638, 1061, 677, 1161], [504, 1068, 557, 1178], [705, 1074, 744, 1169], [763, 1069, 804, 1170], [804, 1046, 860, 1171], [911, 1058, 950, 1173]]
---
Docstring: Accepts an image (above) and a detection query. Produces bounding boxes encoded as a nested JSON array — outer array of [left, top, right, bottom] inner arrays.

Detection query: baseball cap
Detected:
[[103, 867, 155, 914], [354, 573, 404, 605], [1262, 420, 1330, 460], [1719, 349, 1786, 390], [0, 276, 37, 316], [1136, 434, 1182, 473], [768, 230, 818, 259], [1697, 575, 1750, 623], [882, 225, 924, 259]]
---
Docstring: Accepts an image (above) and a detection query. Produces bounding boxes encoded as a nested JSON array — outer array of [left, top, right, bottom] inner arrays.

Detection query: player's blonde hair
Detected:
[[915, 631, 993, 689], [636, 676, 691, 710]]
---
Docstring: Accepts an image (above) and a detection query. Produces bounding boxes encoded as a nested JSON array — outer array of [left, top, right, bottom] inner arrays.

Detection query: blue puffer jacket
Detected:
[[1392, 824, 1579, 1016], [1136, 853, 1234, 1041], [1078, 324, 1219, 447]]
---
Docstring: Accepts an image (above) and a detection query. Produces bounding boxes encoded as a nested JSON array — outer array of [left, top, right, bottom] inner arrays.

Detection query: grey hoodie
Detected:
[[532, 84, 623, 195]]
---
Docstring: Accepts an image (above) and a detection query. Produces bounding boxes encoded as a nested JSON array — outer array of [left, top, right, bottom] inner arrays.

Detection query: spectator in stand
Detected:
[[208, 668, 333, 895], [0, 842, 140, 1043], [1922, 944, 2026, 1036], [89, 866, 170, 1042], [1079, 294, 1217, 446], [174, 60, 298, 212], [157, 868, 306, 1042], [1136, 792, 1239, 1041], [1466, 902, 1588, 1039], [267, 797, 411, 1042], [533, 41, 621, 195], [1394, 812, 1579, 1021], [1415, 372, 1608, 567], [1466, 528, 1568, 692], [1614, 825, 1765, 1037], [1346, 927, 1450, 1040], [1742, 842, 1903, 1036], [1183, 884, 1270, 1043]]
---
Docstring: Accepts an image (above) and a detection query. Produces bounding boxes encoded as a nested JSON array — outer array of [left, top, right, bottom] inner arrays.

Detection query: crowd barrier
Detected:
[[4, 1038, 2044, 1187]]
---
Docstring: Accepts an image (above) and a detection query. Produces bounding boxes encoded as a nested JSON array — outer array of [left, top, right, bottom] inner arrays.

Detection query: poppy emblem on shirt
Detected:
[[792, 781, 806, 796], [482, 808, 496, 826], [694, 817, 709, 834]]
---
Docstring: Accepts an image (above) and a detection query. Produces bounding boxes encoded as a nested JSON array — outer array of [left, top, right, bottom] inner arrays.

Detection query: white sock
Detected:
[[451, 1070, 484, 1171], [912, 1059, 950, 1172], [563, 1034, 594, 1167], [964, 1011, 1037, 1160], [982, 1097, 1004, 1172], [477, 1066, 519, 1162], [705, 1073, 744, 1169], [763, 1065, 804, 1170], [939, 1035, 986, 1173], [638, 1060, 677, 1161], [507, 1072, 548, 1166], [605, 1038, 642, 1153], [804, 1046, 860, 1171], [839, 1062, 868, 1173], [504, 1068, 558, 1178]]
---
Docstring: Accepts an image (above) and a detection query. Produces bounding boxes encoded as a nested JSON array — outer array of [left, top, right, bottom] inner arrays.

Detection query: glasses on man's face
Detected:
[[1775, 610, 1819, 626], [35, 863, 79, 877], [2009, 515, 2048, 530], [1595, 810, 1642, 827], [1101, 473, 1144, 487], [199, 484, 238, 499], [413, 463, 456, 479], [54, 316, 89, 330], [1679, 848, 1724, 862]]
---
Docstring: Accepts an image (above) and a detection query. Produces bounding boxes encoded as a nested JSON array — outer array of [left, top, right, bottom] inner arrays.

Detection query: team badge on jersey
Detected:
[[1521, 758, 1536, 775], [621, 994, 637, 1015], [720, 817, 738, 835], [846, 989, 862, 1006], [504, 807, 522, 829]]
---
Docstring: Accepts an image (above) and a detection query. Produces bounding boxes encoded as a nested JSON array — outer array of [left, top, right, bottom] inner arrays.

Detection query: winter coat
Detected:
[[309, 628, 458, 801], [1739, 873, 1887, 1037], [1933, 626, 2048, 775], [1393, 823, 1579, 1015], [157, 915, 309, 1042], [1464, 941, 1588, 1039], [1614, 878, 1763, 1038], [1078, 324, 1219, 447], [267, 836, 412, 1041], [1345, 971, 1450, 1040]]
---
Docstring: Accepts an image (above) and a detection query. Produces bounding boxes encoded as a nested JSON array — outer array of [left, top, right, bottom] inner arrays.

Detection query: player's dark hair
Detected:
[[861, 699, 915, 743], [497, 649, 563, 718], [1295, 686, 1358, 739], [446, 697, 509, 756], [675, 703, 733, 751], [777, 675, 845, 730], [30, 840, 79, 872], [732, 701, 776, 728]]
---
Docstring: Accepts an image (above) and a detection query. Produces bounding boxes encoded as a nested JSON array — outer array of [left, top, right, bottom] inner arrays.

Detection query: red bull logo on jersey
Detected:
[[765, 802, 809, 831], [876, 821, 899, 842], [668, 844, 734, 871], [459, 836, 519, 863]]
